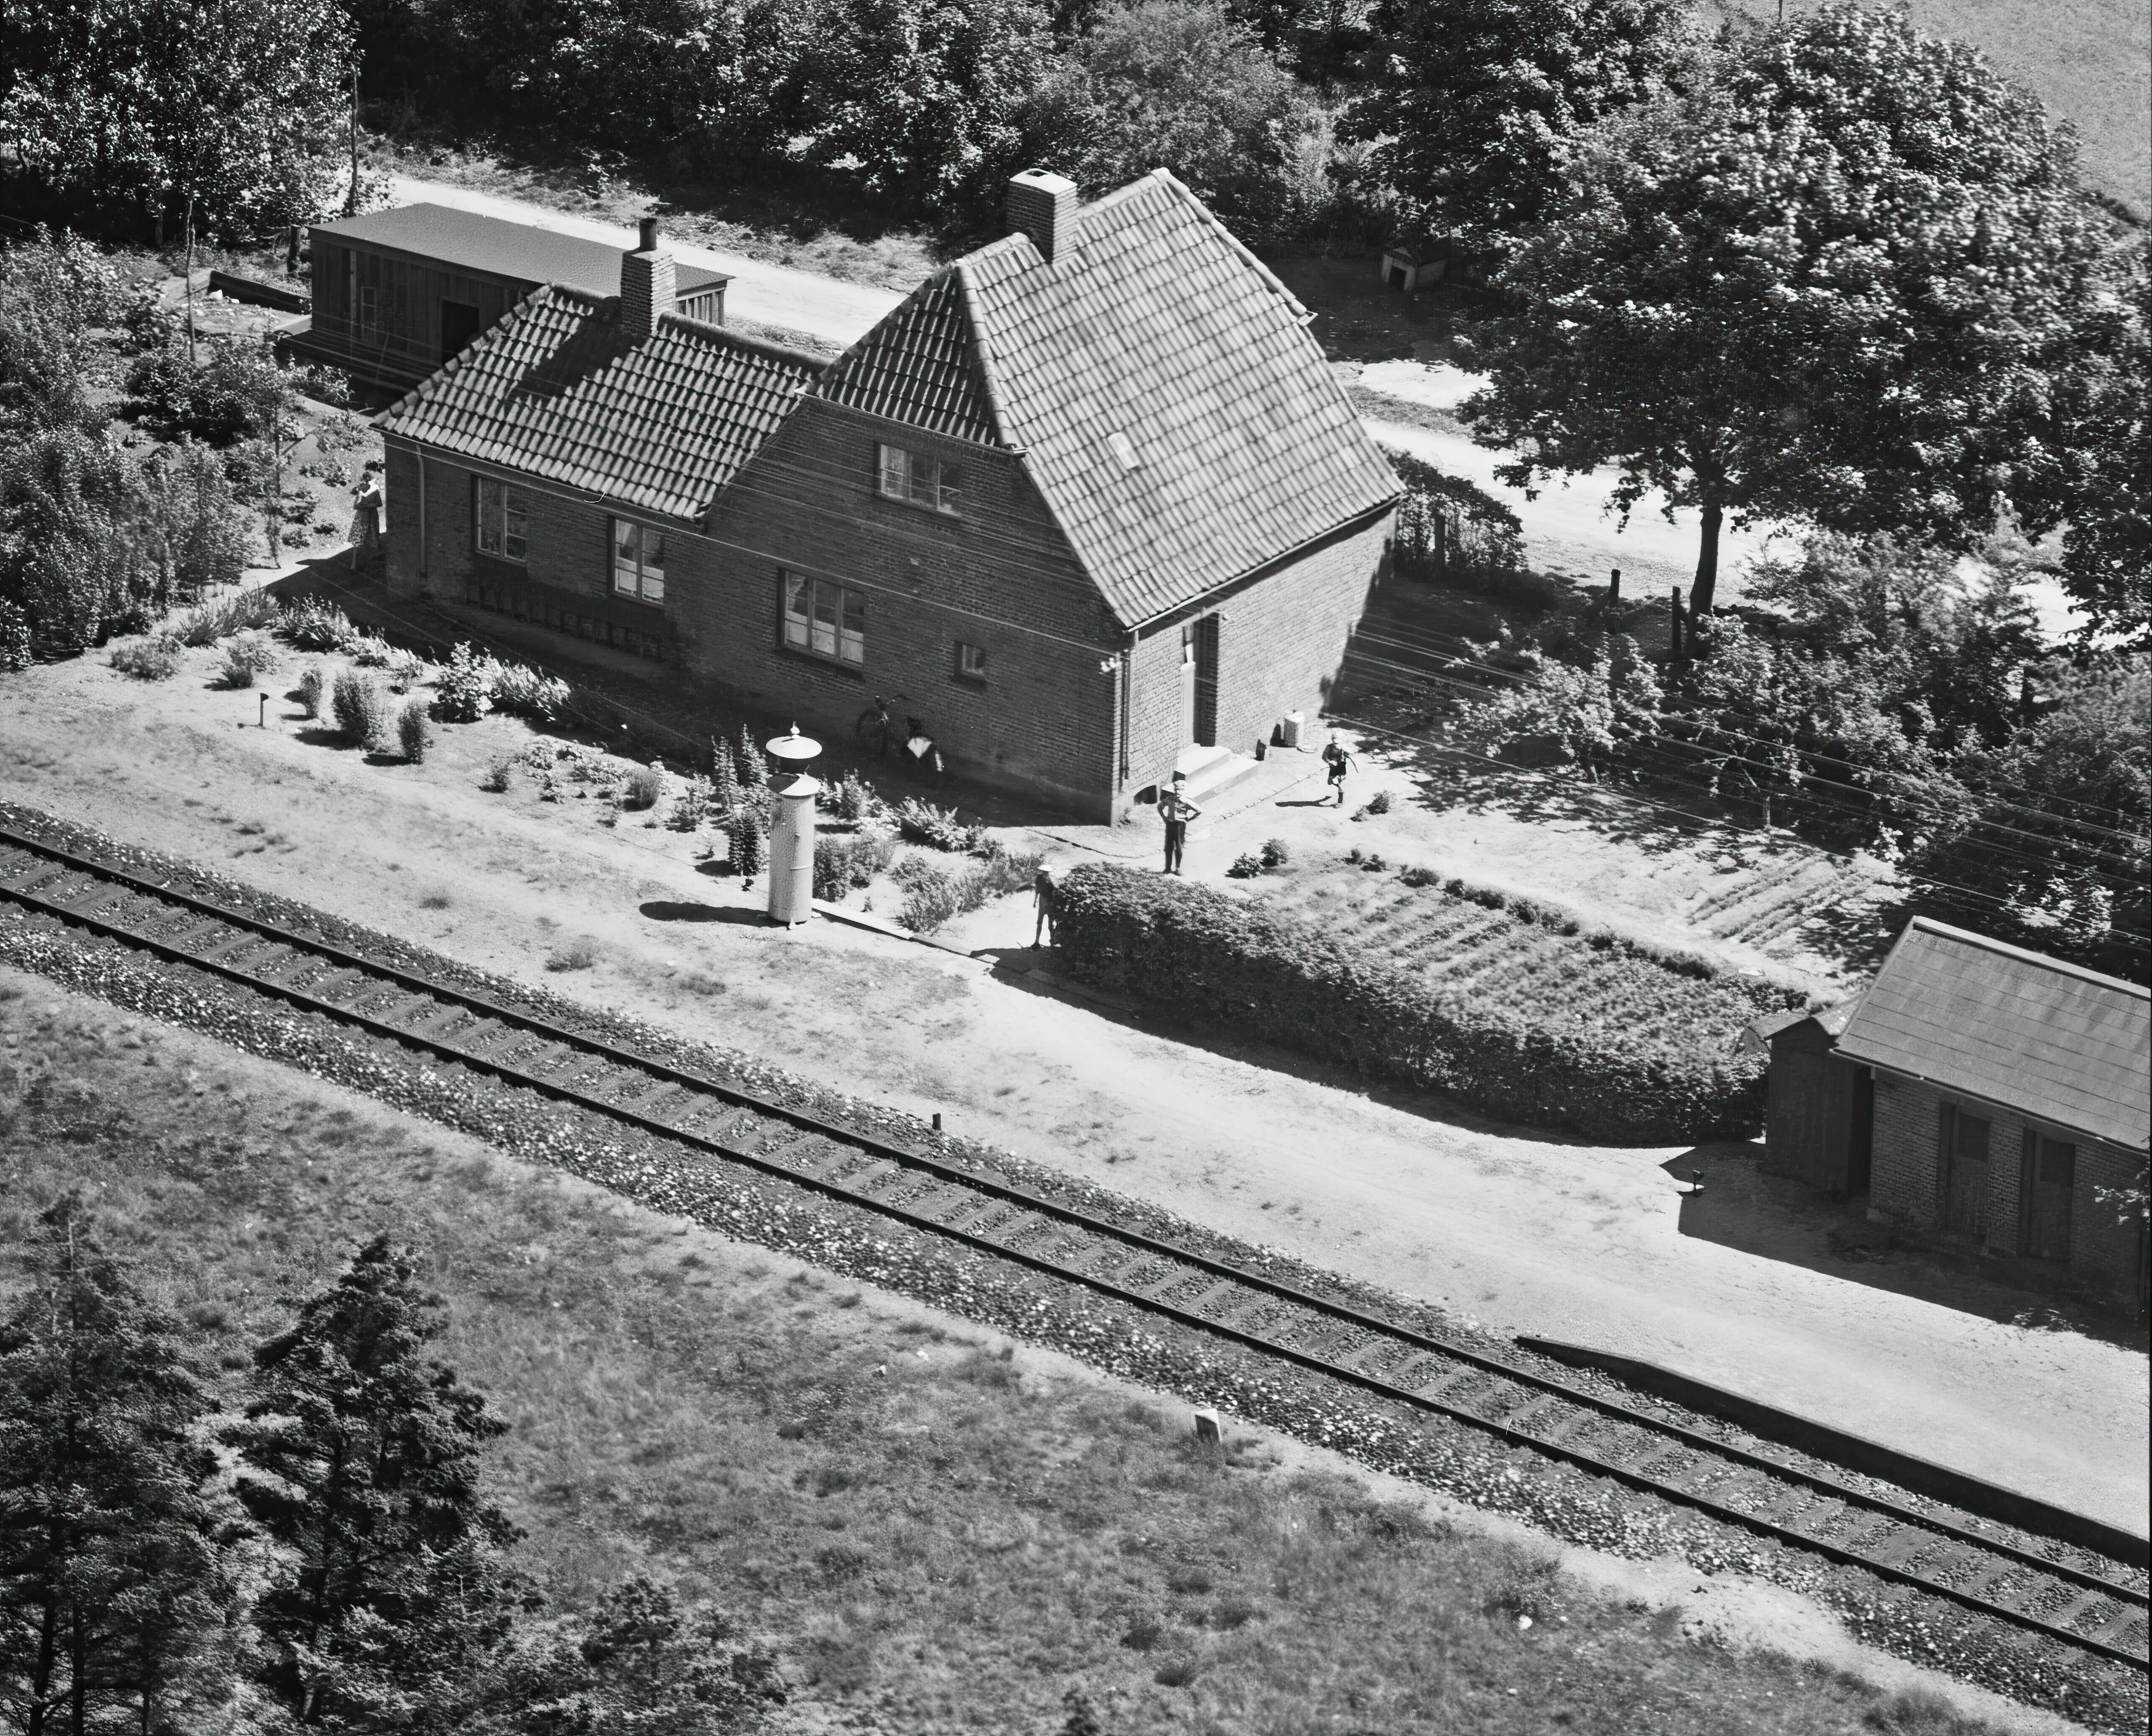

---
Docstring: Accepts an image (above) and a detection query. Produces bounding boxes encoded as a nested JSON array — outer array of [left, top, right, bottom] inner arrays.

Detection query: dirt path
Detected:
[[4, 644, 2143, 1537]]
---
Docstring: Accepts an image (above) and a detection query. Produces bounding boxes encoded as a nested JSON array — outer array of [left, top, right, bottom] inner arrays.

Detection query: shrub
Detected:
[[330, 668, 389, 749], [1398, 864, 1440, 888], [432, 642, 491, 722], [710, 735, 742, 819], [1051, 864, 1769, 1143], [109, 634, 181, 680], [397, 697, 433, 762], [621, 764, 666, 811], [1260, 838, 1289, 868], [968, 845, 1042, 903], [280, 597, 359, 652], [480, 756, 514, 793], [382, 648, 425, 693], [546, 937, 597, 972], [898, 861, 966, 933], [490, 660, 571, 723], [728, 811, 766, 879], [1365, 790, 1393, 816], [175, 588, 281, 647], [219, 630, 279, 688], [1227, 852, 1264, 879], [895, 796, 988, 853], [296, 664, 324, 718], [813, 837, 857, 902], [669, 776, 711, 832], [831, 770, 882, 825]]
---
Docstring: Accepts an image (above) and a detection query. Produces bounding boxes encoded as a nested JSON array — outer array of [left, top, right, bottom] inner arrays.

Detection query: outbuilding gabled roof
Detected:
[[1834, 918, 2151, 1153], [818, 170, 1401, 626], [376, 287, 820, 523]]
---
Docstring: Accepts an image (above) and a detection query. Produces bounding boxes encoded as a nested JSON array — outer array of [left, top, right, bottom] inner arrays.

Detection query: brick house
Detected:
[[1770, 918, 2149, 1307], [376, 170, 1401, 818]]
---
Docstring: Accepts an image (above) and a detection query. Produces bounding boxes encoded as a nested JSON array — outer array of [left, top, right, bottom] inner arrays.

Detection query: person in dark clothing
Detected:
[[1158, 778, 1200, 874], [1033, 866, 1058, 947], [1322, 738, 1357, 805]]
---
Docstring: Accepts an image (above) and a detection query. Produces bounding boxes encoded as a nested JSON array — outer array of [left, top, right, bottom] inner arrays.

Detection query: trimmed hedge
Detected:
[[1053, 863, 1768, 1144]]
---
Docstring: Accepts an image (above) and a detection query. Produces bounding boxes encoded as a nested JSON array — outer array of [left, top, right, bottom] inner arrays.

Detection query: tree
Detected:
[[1339, 0, 1692, 255], [799, 0, 1051, 218], [0, 0, 355, 238], [0, 1193, 244, 1736], [0, 430, 166, 656], [1024, 0, 1323, 242], [222, 1236, 524, 1728], [1461, 5, 2126, 618], [0, 235, 126, 438]]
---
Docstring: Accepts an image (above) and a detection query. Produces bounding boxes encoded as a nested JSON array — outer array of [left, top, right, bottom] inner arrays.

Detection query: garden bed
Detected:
[[1054, 859, 1801, 1144]]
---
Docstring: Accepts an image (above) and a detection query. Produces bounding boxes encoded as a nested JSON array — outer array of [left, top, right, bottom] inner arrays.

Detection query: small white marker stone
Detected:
[[1193, 1410, 1221, 1443]]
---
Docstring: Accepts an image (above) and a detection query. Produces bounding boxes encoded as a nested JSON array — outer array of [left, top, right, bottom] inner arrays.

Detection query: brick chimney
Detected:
[[621, 214, 675, 338], [1007, 169, 1079, 264]]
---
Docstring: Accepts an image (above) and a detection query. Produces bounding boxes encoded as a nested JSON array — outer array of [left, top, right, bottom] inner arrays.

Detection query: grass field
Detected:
[[0, 964, 2021, 1736]]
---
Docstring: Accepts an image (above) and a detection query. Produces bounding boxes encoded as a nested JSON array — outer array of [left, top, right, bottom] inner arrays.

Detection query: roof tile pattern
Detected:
[[820, 171, 1401, 626], [313, 203, 726, 296], [377, 287, 818, 523], [1834, 918, 2150, 1152]]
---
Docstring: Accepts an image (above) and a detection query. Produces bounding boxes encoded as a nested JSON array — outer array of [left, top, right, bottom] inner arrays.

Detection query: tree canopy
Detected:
[[1460, 4, 2126, 616]]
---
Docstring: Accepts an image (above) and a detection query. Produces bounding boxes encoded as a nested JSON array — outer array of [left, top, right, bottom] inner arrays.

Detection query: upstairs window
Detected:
[[955, 641, 987, 682], [475, 477, 528, 563], [782, 571, 864, 666], [877, 442, 961, 514], [612, 519, 666, 605]]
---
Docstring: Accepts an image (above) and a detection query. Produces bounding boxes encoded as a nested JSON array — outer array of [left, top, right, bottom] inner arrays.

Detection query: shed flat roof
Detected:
[[311, 204, 725, 298], [1834, 918, 2150, 1152]]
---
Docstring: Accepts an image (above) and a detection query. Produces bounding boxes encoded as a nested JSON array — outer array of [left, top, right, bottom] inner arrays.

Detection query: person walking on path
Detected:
[[1033, 866, 1058, 948], [1322, 738, 1357, 806], [1159, 776, 1200, 874]]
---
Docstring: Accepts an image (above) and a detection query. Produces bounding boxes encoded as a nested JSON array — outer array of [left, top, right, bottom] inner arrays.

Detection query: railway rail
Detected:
[[0, 818, 2143, 1681]]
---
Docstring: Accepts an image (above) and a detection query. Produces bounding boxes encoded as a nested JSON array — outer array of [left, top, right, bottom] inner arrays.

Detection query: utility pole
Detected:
[[345, 65, 360, 216], [183, 192, 197, 365]]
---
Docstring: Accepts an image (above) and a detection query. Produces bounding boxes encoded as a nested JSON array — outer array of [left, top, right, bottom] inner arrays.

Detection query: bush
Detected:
[[1051, 864, 1768, 1143], [1227, 852, 1264, 879], [1365, 790, 1392, 816], [813, 836, 857, 902], [295, 664, 324, 717], [382, 648, 425, 693], [490, 660, 571, 723], [219, 630, 279, 688], [831, 770, 882, 825], [546, 937, 597, 972], [1260, 838, 1289, 868], [895, 795, 988, 853], [728, 811, 766, 879], [397, 697, 433, 762], [109, 634, 181, 680], [175, 588, 282, 647], [897, 861, 966, 933], [330, 668, 389, 749], [1398, 863, 1440, 888], [280, 596, 359, 652], [432, 642, 491, 722], [480, 757, 514, 793], [969, 845, 1042, 903], [621, 764, 666, 811]]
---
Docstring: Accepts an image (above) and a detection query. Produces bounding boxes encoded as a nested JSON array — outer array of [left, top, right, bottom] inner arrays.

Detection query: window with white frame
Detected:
[[876, 442, 961, 514], [475, 477, 529, 562], [611, 519, 665, 604], [781, 571, 865, 666], [955, 640, 987, 682]]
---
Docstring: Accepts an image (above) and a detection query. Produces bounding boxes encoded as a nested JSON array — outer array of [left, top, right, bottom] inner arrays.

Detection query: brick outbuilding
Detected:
[[376, 170, 1402, 819], [1766, 918, 2150, 1307]]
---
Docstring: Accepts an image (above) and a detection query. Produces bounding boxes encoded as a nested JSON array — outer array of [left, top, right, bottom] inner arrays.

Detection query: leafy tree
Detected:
[[222, 1236, 524, 1728], [1453, 633, 1662, 784], [0, 430, 165, 656], [1909, 654, 2150, 982], [800, 0, 1051, 218], [0, 1192, 244, 1736], [0, 0, 355, 238], [0, 236, 126, 438], [1024, 0, 1323, 241], [1461, 6, 2125, 618], [145, 439, 251, 596], [1339, 0, 1692, 253]]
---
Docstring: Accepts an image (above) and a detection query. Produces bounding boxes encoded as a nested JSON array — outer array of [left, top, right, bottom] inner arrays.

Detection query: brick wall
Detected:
[[1870, 1067, 2146, 1298]]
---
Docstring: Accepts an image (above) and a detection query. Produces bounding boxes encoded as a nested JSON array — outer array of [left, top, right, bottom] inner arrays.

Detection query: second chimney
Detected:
[[1007, 169, 1078, 264], [621, 214, 675, 339]]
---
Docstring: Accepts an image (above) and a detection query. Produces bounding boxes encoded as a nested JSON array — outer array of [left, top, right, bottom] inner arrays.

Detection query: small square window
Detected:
[[956, 641, 987, 682], [875, 442, 960, 514]]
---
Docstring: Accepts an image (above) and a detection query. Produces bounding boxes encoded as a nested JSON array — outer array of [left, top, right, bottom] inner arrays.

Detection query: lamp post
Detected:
[[764, 725, 822, 927]]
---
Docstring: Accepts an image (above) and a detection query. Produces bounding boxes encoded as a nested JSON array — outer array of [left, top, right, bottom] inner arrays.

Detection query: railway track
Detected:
[[0, 818, 2143, 1681]]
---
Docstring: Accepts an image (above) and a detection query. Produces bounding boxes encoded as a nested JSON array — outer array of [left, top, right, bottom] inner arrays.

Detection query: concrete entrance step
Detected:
[[1174, 744, 1262, 806]]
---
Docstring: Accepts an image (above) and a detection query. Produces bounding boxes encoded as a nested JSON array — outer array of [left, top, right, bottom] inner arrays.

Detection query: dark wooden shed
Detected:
[[278, 204, 729, 392], [1756, 1003, 1873, 1196]]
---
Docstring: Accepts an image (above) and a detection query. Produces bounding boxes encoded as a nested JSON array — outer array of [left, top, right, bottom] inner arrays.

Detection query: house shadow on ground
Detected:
[[1668, 1143, 2149, 1353]]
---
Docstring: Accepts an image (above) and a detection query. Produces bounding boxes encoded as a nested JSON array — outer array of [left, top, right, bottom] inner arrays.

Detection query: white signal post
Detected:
[[764, 725, 822, 927]]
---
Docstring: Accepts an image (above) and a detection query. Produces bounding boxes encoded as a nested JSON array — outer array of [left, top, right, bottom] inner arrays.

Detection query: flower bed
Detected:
[[1053, 863, 1789, 1143]]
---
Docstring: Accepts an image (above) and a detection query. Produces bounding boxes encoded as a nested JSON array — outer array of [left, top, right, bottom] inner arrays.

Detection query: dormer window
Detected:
[[877, 442, 961, 514], [1108, 431, 1141, 472]]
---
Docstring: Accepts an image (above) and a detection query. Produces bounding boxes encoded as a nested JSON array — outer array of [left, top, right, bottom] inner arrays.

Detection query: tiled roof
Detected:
[[1834, 918, 2150, 1152], [819, 170, 1401, 626], [312, 204, 726, 297], [376, 287, 819, 523]]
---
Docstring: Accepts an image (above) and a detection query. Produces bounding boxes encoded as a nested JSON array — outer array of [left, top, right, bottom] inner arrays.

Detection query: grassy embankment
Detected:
[[0, 968, 2005, 1735]]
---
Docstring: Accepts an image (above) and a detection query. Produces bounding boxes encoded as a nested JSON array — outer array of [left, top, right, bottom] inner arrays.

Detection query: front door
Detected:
[[440, 298, 482, 361], [1192, 615, 1220, 748], [2025, 1136, 2074, 1261], [1940, 1104, 1990, 1237], [1179, 621, 1198, 746]]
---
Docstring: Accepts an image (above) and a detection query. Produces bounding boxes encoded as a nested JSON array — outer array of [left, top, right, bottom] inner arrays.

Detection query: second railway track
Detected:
[[0, 817, 2143, 1687]]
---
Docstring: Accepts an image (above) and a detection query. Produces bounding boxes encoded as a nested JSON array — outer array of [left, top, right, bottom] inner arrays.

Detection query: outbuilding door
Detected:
[[1179, 617, 1220, 747], [1938, 1103, 1990, 1237], [2024, 1136, 2074, 1261]]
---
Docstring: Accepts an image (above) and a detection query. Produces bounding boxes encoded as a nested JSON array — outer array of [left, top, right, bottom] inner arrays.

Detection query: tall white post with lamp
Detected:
[[765, 725, 822, 927]]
